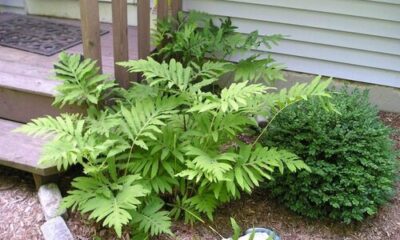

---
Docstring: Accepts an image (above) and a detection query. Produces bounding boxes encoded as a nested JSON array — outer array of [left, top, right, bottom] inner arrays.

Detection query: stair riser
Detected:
[[0, 87, 84, 123]]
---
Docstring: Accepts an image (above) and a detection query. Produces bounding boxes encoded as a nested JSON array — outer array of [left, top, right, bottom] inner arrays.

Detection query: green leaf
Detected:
[[53, 52, 115, 108], [131, 197, 173, 236], [230, 218, 242, 240], [62, 175, 149, 237], [187, 193, 219, 220]]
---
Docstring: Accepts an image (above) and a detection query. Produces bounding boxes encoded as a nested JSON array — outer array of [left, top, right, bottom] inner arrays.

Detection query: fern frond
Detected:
[[131, 197, 173, 236], [127, 152, 179, 194], [15, 114, 87, 170], [114, 83, 160, 106], [62, 174, 149, 237], [15, 114, 83, 138], [178, 146, 236, 182], [40, 138, 80, 170], [187, 193, 219, 220], [119, 58, 192, 91], [119, 99, 175, 150], [233, 55, 285, 83], [190, 61, 231, 90], [169, 195, 204, 224], [53, 52, 116, 107], [146, 175, 179, 194], [220, 81, 269, 112], [230, 144, 309, 193], [86, 108, 121, 137], [187, 82, 269, 114], [269, 76, 332, 111]]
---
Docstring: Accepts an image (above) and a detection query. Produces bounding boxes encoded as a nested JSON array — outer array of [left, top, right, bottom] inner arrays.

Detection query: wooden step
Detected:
[[0, 118, 56, 175], [0, 18, 140, 123], [0, 118, 59, 187], [0, 71, 84, 123]]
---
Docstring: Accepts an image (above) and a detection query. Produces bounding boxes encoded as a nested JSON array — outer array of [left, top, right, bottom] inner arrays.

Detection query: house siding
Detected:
[[23, 0, 140, 25], [0, 0, 25, 13], [183, 0, 400, 88], [0, 0, 24, 8]]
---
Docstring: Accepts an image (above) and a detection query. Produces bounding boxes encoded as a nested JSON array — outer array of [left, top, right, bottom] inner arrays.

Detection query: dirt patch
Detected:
[[380, 111, 400, 150]]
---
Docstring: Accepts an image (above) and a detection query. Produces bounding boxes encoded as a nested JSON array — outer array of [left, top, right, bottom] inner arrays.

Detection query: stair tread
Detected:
[[0, 118, 58, 176], [0, 71, 58, 97]]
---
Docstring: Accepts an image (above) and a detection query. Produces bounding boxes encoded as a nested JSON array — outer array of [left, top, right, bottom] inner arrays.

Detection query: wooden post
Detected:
[[171, 0, 182, 18], [32, 174, 59, 190], [112, 0, 130, 88], [157, 0, 169, 21], [137, 0, 151, 60], [79, 0, 102, 72]]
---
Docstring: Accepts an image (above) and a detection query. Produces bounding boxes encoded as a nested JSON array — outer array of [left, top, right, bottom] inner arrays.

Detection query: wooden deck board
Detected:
[[0, 118, 57, 176], [0, 17, 138, 123], [0, 19, 139, 95]]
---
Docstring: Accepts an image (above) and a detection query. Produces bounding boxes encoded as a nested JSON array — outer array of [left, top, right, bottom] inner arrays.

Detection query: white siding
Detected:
[[0, 0, 24, 8], [0, 0, 25, 13], [183, 0, 400, 88], [24, 0, 145, 26]]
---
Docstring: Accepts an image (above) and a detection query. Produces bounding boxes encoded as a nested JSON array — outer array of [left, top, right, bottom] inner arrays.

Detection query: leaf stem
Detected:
[[167, 203, 225, 239], [252, 99, 301, 147]]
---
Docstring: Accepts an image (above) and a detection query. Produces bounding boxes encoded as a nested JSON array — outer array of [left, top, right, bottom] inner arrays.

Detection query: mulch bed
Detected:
[[0, 111, 399, 240], [0, 168, 45, 240]]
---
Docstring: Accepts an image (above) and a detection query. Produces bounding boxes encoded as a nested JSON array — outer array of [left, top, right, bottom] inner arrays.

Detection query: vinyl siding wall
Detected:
[[0, 0, 25, 13], [23, 0, 140, 25], [183, 0, 400, 88]]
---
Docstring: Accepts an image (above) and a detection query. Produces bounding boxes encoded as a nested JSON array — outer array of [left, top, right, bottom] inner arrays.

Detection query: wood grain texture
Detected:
[[157, 0, 169, 21], [0, 20, 139, 96], [0, 118, 58, 176], [112, 0, 131, 88], [171, 0, 182, 17], [137, 0, 151, 60], [79, 0, 103, 71], [0, 72, 57, 97], [0, 87, 84, 123]]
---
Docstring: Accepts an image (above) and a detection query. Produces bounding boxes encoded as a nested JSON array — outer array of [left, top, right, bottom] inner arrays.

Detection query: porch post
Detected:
[[157, 0, 169, 21], [79, 0, 103, 72], [137, 0, 151, 60], [112, 0, 130, 88], [171, 0, 182, 18]]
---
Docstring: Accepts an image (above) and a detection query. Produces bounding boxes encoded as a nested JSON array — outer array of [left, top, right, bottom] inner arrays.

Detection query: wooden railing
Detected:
[[79, 0, 182, 88]]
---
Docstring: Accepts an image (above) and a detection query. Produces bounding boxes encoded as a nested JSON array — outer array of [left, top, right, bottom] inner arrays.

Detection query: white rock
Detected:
[[41, 216, 73, 240], [239, 232, 271, 240], [223, 232, 272, 240], [38, 183, 66, 220]]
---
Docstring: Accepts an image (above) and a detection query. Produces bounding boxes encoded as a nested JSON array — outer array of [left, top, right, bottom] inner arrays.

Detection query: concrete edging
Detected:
[[38, 183, 73, 240]]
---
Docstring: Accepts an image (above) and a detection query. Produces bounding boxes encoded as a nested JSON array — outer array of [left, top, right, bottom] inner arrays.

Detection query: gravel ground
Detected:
[[0, 111, 399, 240]]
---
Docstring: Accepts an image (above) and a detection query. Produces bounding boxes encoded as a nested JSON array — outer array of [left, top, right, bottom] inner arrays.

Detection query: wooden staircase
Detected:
[[0, 0, 182, 188]]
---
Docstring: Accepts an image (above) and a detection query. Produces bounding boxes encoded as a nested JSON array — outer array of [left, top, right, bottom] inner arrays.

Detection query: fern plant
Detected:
[[53, 52, 115, 107], [18, 51, 333, 238], [152, 11, 285, 85]]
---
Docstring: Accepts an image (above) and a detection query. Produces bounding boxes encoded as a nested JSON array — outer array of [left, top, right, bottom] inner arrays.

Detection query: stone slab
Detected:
[[41, 216, 73, 240], [38, 183, 66, 220]]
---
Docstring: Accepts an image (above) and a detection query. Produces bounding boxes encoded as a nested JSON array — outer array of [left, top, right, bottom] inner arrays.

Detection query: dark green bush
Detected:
[[263, 88, 398, 223]]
